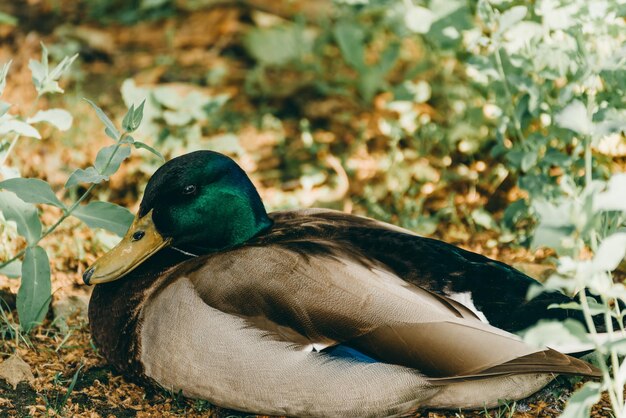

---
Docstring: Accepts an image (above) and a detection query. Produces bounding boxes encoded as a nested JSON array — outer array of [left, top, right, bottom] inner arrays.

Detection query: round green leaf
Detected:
[[27, 109, 73, 131], [0, 120, 41, 139], [404, 5, 434, 34], [94, 145, 131, 177], [555, 100, 591, 135], [72, 201, 133, 236], [592, 233, 626, 273], [0, 178, 65, 209], [65, 167, 108, 189], [0, 191, 42, 245], [17, 246, 51, 332]]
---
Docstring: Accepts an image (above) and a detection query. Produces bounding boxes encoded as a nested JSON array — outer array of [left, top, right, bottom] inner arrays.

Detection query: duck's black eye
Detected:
[[132, 231, 145, 241], [182, 184, 196, 195]]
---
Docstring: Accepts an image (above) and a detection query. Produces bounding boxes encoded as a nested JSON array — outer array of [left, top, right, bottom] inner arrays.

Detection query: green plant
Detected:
[[42, 364, 83, 415], [482, 399, 518, 418], [522, 167, 626, 418], [0, 298, 29, 350], [193, 398, 211, 412], [0, 45, 161, 333], [467, 0, 626, 416]]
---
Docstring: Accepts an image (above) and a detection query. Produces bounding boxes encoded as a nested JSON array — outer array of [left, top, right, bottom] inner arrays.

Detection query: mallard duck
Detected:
[[85, 150, 599, 417]]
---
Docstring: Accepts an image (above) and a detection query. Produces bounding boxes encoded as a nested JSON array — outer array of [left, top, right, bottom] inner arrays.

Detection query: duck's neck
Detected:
[[173, 194, 273, 255]]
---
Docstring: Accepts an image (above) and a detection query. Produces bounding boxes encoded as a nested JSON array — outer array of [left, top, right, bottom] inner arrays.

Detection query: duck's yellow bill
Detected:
[[83, 210, 171, 285]]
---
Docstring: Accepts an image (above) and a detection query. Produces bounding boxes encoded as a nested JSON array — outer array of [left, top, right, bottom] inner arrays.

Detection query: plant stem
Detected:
[[494, 48, 526, 145], [604, 296, 624, 411], [0, 133, 20, 167], [28, 94, 41, 116], [584, 142, 592, 189], [579, 292, 622, 414], [580, 89, 625, 417], [584, 90, 596, 185]]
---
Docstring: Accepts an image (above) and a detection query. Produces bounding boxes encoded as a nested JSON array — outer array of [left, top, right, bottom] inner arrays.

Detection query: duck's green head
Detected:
[[83, 150, 272, 285]]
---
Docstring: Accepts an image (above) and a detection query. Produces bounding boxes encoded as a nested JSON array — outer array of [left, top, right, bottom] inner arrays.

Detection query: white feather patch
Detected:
[[447, 291, 490, 324]]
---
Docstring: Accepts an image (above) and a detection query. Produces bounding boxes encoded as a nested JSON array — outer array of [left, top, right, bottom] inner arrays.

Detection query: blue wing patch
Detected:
[[321, 345, 378, 363]]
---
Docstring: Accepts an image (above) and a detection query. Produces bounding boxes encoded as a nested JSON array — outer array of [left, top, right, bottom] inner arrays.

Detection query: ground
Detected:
[[0, 2, 620, 417]]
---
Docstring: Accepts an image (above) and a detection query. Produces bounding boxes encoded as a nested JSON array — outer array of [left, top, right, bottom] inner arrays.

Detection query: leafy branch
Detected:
[[0, 102, 147, 270], [0, 45, 162, 332]]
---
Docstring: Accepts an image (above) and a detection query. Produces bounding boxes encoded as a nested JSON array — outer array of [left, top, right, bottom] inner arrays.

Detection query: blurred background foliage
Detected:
[[2, 0, 623, 247]]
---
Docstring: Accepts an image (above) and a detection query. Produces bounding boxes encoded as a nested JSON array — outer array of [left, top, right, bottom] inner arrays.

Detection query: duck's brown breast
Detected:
[[88, 248, 192, 376]]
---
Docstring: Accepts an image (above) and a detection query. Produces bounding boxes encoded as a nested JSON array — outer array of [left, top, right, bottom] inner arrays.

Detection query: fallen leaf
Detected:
[[0, 354, 35, 389]]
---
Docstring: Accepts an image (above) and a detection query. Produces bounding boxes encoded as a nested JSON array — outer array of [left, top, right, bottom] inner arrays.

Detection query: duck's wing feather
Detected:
[[351, 323, 598, 382], [179, 239, 599, 380], [252, 209, 583, 334]]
